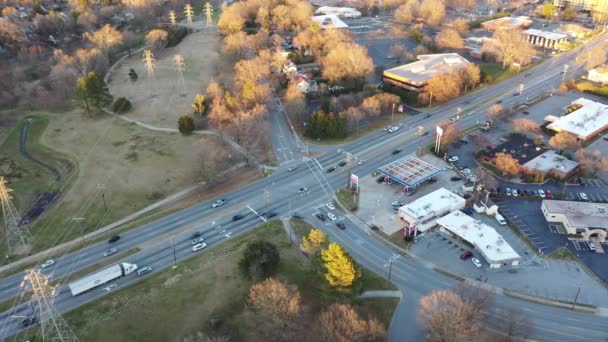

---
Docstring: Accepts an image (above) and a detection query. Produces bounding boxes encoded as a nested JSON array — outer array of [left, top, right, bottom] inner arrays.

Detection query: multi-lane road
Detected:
[[0, 32, 607, 340]]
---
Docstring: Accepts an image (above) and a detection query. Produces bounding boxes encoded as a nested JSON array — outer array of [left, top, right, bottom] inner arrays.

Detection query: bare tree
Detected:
[[422, 71, 463, 104], [247, 278, 302, 341], [394, 0, 418, 24], [437, 120, 461, 147], [0, 20, 27, 49], [495, 307, 535, 341], [283, 83, 307, 124], [482, 29, 536, 69], [470, 133, 491, 149], [389, 43, 406, 60], [475, 167, 498, 191], [419, 0, 445, 26], [321, 43, 374, 85], [196, 137, 227, 183], [494, 152, 521, 177], [575, 148, 608, 175], [361, 96, 381, 117], [460, 63, 481, 92], [435, 28, 464, 49], [585, 46, 607, 71], [486, 104, 504, 121], [319, 303, 386, 342], [447, 18, 470, 33], [59, 48, 109, 77], [145, 28, 168, 49], [512, 118, 540, 134], [548, 132, 580, 151]]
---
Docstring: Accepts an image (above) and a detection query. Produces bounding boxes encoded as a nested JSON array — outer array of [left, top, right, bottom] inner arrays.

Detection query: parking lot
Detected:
[[357, 154, 466, 234]]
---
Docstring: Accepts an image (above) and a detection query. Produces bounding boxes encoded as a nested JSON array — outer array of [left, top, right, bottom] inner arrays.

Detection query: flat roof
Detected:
[[546, 98, 608, 139], [383, 53, 470, 84], [543, 200, 608, 230], [437, 211, 520, 263], [314, 6, 361, 16], [311, 14, 348, 29], [482, 16, 532, 29], [522, 150, 579, 174], [522, 29, 568, 41], [377, 154, 443, 187], [400, 188, 465, 220]]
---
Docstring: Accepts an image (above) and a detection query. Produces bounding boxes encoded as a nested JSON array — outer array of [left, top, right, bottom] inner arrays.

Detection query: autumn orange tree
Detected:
[[548, 131, 580, 151], [85, 24, 124, 60], [300, 228, 327, 254], [512, 118, 540, 134], [494, 152, 521, 177], [321, 242, 361, 289], [319, 303, 386, 342], [321, 42, 374, 88]]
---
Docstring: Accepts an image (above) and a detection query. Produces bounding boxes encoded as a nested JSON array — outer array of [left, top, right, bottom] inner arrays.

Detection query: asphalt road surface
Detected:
[[0, 33, 606, 340]]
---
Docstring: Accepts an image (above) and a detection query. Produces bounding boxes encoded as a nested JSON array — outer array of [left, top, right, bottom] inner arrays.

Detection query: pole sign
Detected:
[[350, 174, 359, 189], [436, 125, 443, 136]]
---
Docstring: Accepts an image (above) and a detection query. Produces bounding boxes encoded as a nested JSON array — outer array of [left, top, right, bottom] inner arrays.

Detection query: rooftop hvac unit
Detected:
[[411, 66, 426, 73]]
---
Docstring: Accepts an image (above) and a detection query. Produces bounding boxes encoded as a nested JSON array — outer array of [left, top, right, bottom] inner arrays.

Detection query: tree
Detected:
[[417, 288, 488, 342], [234, 57, 271, 88], [60, 48, 109, 77], [486, 104, 504, 121], [319, 303, 386, 342], [85, 24, 124, 60], [0, 20, 27, 49], [239, 241, 280, 280], [563, 7, 577, 21], [494, 152, 521, 177], [496, 307, 535, 341], [540, 3, 556, 19], [439, 121, 460, 147], [145, 29, 168, 49], [460, 63, 481, 92], [482, 29, 536, 69], [178, 115, 195, 134], [549, 132, 580, 151], [300, 228, 327, 254], [423, 71, 462, 104], [74, 72, 113, 114], [585, 47, 607, 71], [217, 3, 246, 35], [394, 0, 418, 24], [283, 83, 307, 123], [389, 43, 406, 60], [512, 118, 540, 133], [361, 96, 381, 117], [435, 28, 463, 49], [223, 32, 249, 59], [321, 242, 360, 288], [322, 43, 374, 86], [419, 0, 445, 26], [192, 94, 206, 115], [475, 167, 498, 192], [575, 149, 608, 175], [247, 278, 302, 341], [447, 18, 470, 33]]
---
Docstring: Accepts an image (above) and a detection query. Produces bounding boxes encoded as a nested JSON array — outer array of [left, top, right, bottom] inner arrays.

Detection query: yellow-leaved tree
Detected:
[[300, 228, 327, 254], [321, 243, 360, 288]]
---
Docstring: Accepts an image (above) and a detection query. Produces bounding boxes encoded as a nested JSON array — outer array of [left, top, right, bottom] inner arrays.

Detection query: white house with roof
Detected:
[[314, 6, 361, 18], [397, 188, 465, 234], [545, 98, 608, 141], [436, 211, 520, 268], [383, 53, 471, 92], [588, 66, 608, 85]]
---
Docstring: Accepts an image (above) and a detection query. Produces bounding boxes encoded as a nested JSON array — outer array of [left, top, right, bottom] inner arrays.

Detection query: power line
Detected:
[[184, 4, 194, 24], [142, 50, 156, 78], [204, 2, 213, 26], [168, 10, 177, 26], [173, 54, 185, 91], [0, 177, 32, 258]]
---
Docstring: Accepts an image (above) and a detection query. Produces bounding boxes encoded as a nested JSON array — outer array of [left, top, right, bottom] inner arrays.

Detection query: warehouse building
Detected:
[[437, 211, 521, 268], [545, 98, 608, 141]]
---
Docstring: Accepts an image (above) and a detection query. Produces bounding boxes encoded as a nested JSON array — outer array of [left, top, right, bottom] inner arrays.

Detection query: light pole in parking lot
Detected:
[[572, 281, 583, 310]]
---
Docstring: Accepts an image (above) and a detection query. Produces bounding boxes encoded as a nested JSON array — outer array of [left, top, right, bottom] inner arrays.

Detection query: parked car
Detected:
[[298, 187, 308, 193], [137, 266, 152, 276], [450, 176, 462, 181], [405, 189, 417, 196], [326, 203, 336, 210], [463, 207, 474, 215], [287, 166, 297, 172], [192, 243, 207, 252], [505, 188, 512, 196], [522, 111, 530, 115], [538, 189, 546, 198], [512, 189, 518, 197], [336, 222, 346, 230], [292, 213, 303, 219], [392, 201, 404, 208], [495, 214, 507, 225], [471, 258, 482, 268], [545, 189, 552, 199], [41, 259, 55, 268], [327, 213, 337, 221], [191, 237, 205, 245], [103, 248, 118, 257], [589, 242, 597, 251], [448, 156, 459, 162], [212, 199, 226, 208], [316, 213, 326, 221], [376, 176, 385, 183], [578, 177, 586, 186], [580, 192, 589, 201], [108, 235, 120, 243], [427, 177, 437, 183], [460, 251, 473, 260]]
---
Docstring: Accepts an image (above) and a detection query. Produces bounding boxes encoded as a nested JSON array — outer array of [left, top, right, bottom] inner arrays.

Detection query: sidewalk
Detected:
[[360, 290, 402, 299]]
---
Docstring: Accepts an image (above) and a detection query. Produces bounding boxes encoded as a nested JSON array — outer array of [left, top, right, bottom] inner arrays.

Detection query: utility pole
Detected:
[[0, 177, 32, 257], [572, 281, 583, 310], [173, 54, 185, 91], [518, 83, 525, 96], [169, 236, 177, 268], [204, 2, 213, 26], [20, 269, 79, 341], [391, 103, 395, 123], [184, 4, 194, 24], [168, 10, 177, 26], [96, 184, 107, 212], [562, 64, 569, 81], [142, 50, 156, 78], [263, 189, 270, 209]]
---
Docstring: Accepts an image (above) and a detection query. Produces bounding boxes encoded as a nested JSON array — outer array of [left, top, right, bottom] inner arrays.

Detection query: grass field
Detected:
[[48, 221, 398, 342], [108, 29, 225, 128], [547, 246, 578, 261]]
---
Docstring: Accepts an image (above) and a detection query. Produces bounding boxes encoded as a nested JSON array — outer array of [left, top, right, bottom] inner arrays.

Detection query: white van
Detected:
[[495, 213, 507, 226], [588, 242, 597, 251]]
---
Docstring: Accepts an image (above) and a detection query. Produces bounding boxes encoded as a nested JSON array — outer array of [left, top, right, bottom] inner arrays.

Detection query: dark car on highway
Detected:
[[338, 161, 347, 167], [232, 214, 244, 221], [20, 317, 38, 328], [326, 166, 336, 173], [108, 235, 120, 243], [392, 149, 402, 155], [450, 176, 462, 181], [316, 213, 326, 221], [336, 222, 346, 230], [265, 212, 277, 219]]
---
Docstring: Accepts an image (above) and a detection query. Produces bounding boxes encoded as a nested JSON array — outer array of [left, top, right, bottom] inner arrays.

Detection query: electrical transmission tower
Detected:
[[184, 4, 194, 24], [204, 2, 213, 26], [168, 10, 177, 26], [20, 269, 79, 341], [0, 177, 31, 257], [142, 50, 156, 78], [173, 54, 185, 91]]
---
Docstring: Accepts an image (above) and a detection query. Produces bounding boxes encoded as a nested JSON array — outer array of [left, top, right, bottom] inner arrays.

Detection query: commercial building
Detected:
[[481, 16, 533, 31], [553, 0, 608, 12], [311, 14, 348, 29], [521, 150, 579, 179], [397, 188, 465, 233], [382, 53, 470, 92], [436, 211, 520, 268], [522, 29, 568, 49], [588, 66, 608, 85], [542, 200, 608, 242], [545, 98, 608, 140], [314, 6, 361, 18]]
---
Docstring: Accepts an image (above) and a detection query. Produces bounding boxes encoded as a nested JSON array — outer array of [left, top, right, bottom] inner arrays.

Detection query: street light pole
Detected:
[[572, 281, 583, 310], [388, 257, 394, 280], [391, 103, 395, 123], [170, 236, 177, 268]]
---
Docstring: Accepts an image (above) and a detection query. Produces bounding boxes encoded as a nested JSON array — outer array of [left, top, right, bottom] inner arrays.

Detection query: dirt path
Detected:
[[20, 120, 61, 181]]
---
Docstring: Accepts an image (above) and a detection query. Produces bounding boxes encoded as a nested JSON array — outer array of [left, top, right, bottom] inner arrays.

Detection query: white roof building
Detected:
[[545, 98, 608, 140], [436, 211, 520, 268], [542, 200, 608, 242], [397, 188, 465, 233], [522, 150, 579, 178], [588, 66, 608, 85], [314, 6, 361, 18], [311, 15, 348, 29]]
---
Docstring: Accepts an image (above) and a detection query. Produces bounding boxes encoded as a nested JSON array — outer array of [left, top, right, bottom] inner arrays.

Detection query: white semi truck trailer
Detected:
[[68, 262, 138, 296]]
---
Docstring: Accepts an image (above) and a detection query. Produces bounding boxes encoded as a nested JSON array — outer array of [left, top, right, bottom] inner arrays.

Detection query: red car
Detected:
[[486, 145, 494, 150], [545, 189, 552, 199], [460, 251, 473, 260]]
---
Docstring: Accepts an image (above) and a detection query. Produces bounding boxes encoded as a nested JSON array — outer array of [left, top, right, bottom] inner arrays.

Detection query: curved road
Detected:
[[0, 33, 606, 340]]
